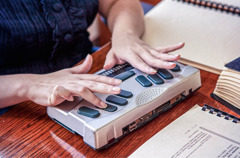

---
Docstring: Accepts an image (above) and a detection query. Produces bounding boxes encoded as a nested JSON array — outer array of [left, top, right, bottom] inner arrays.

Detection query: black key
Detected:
[[106, 95, 128, 106], [147, 74, 164, 84], [96, 104, 118, 112], [202, 105, 207, 111], [110, 68, 125, 77], [217, 112, 222, 117], [135, 75, 152, 87], [108, 74, 114, 77], [157, 69, 173, 80], [171, 64, 181, 72], [115, 71, 135, 81], [209, 108, 215, 114], [233, 118, 239, 123], [224, 115, 230, 120], [78, 106, 100, 118], [124, 65, 134, 71], [117, 90, 133, 98]]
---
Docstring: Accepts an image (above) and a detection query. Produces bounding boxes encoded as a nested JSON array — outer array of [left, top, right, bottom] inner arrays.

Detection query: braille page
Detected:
[[142, 0, 240, 74], [129, 105, 240, 158]]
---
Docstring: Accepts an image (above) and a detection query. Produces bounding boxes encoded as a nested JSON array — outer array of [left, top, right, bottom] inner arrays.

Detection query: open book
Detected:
[[142, 0, 240, 74], [211, 57, 240, 115], [129, 104, 240, 158]]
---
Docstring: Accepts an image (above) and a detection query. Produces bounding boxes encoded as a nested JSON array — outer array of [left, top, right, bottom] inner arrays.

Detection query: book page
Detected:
[[129, 105, 240, 158], [142, 0, 240, 74]]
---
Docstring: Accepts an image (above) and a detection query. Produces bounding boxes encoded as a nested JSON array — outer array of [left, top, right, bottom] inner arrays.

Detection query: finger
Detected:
[[150, 49, 181, 61], [103, 50, 118, 70], [155, 42, 184, 53], [75, 74, 122, 85], [126, 53, 157, 74], [70, 54, 93, 74], [48, 85, 73, 106], [73, 86, 107, 108], [139, 51, 177, 69], [67, 81, 121, 96], [81, 81, 121, 94]]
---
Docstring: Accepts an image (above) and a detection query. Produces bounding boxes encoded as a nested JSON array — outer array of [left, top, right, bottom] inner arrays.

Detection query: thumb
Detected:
[[103, 51, 118, 70], [71, 54, 93, 74]]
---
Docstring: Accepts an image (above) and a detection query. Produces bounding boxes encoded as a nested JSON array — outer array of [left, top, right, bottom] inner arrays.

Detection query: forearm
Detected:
[[105, 0, 145, 38], [0, 74, 31, 108]]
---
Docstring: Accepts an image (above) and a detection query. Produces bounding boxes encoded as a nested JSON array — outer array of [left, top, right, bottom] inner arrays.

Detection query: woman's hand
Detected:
[[98, 0, 184, 73], [26, 54, 121, 108], [104, 33, 184, 74]]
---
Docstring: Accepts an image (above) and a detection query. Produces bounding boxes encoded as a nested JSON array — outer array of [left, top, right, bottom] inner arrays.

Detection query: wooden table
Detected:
[[0, 43, 239, 157]]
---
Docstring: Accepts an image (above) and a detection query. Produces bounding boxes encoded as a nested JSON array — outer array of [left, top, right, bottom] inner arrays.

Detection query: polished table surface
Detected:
[[0, 43, 239, 157]]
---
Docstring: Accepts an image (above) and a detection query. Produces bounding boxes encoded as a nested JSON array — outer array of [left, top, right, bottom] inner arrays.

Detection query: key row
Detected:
[[77, 65, 181, 118], [136, 67, 181, 87], [114, 64, 180, 82], [78, 89, 133, 118]]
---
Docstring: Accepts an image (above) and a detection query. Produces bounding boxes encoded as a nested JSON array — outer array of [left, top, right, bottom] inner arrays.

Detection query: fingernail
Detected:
[[168, 62, 176, 66], [178, 42, 184, 45], [172, 54, 180, 57], [65, 96, 74, 101], [100, 101, 107, 108], [86, 54, 90, 60], [84, 54, 90, 63], [69, 96, 74, 101], [114, 79, 122, 85], [103, 63, 108, 68], [149, 68, 157, 73], [112, 87, 121, 92]]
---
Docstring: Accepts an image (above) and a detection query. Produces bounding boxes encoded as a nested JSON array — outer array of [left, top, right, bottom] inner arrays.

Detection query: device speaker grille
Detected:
[[135, 88, 167, 106]]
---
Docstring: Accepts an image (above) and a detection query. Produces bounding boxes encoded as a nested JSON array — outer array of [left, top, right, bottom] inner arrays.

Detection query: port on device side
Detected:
[[121, 90, 188, 136]]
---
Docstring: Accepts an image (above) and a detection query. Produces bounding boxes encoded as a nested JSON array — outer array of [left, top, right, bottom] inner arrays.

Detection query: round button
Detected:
[[64, 34, 73, 43], [52, 3, 63, 12]]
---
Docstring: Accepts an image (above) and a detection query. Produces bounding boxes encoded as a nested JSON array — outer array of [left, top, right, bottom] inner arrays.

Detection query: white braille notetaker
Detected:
[[47, 62, 201, 150]]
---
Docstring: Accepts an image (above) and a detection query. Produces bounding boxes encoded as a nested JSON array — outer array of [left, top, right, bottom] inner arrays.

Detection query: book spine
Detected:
[[174, 0, 240, 16], [202, 104, 240, 123], [211, 93, 240, 115]]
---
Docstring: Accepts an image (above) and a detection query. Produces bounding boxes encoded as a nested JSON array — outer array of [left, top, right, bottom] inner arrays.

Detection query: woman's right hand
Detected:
[[25, 54, 121, 108]]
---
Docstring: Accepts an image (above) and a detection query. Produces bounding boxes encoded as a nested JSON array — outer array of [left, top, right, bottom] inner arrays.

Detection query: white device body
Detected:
[[47, 63, 201, 150]]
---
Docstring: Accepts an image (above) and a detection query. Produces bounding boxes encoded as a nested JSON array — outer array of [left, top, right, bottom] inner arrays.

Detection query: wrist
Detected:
[[16, 74, 36, 101], [112, 30, 139, 46], [112, 28, 141, 40]]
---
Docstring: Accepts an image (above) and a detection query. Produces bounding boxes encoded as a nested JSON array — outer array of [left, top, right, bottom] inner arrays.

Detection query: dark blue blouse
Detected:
[[0, 0, 98, 75]]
